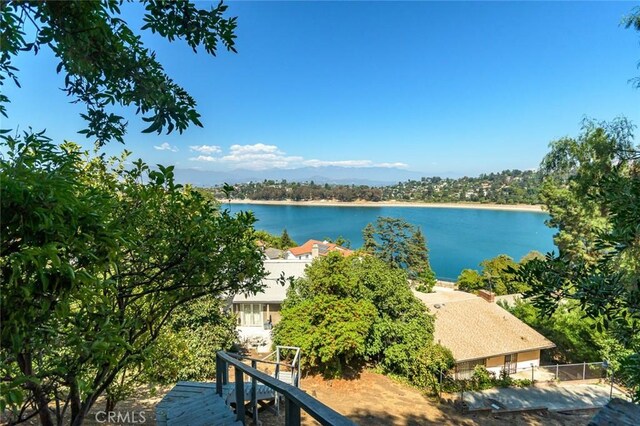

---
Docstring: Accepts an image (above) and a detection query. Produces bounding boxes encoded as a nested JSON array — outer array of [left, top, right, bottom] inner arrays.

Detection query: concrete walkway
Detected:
[[464, 383, 625, 411]]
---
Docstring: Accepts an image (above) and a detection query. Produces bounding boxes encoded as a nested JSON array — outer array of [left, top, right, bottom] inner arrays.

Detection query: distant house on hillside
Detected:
[[285, 239, 353, 260], [231, 259, 311, 352], [413, 288, 555, 379]]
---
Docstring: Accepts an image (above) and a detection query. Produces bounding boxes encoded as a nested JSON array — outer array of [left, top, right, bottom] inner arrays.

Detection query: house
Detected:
[[263, 247, 284, 260], [413, 287, 555, 379], [231, 259, 311, 352], [285, 239, 354, 260]]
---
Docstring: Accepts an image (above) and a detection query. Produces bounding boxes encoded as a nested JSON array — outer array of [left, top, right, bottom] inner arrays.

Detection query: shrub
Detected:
[[512, 378, 533, 387], [471, 365, 495, 390], [496, 368, 514, 387], [407, 344, 455, 394]]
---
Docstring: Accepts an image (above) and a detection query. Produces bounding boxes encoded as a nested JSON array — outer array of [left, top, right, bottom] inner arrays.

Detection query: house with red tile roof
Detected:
[[285, 239, 354, 260]]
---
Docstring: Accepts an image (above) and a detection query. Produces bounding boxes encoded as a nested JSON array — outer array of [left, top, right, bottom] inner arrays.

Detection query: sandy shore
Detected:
[[226, 199, 545, 212]]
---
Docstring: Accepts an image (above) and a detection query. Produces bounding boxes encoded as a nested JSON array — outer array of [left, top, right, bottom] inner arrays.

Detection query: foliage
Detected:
[[406, 344, 455, 395], [254, 229, 297, 250], [214, 169, 543, 204], [457, 253, 531, 295], [273, 294, 376, 378], [362, 217, 436, 291], [506, 299, 605, 363], [518, 117, 640, 402], [439, 366, 533, 393], [471, 366, 494, 390], [0, 0, 237, 145], [273, 253, 444, 385], [623, 7, 640, 89], [147, 296, 239, 384], [0, 135, 265, 425], [279, 229, 297, 249], [362, 223, 377, 253], [323, 235, 352, 248], [456, 268, 483, 292]]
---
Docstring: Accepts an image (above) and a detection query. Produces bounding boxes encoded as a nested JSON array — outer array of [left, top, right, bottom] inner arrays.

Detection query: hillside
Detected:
[[205, 169, 542, 205]]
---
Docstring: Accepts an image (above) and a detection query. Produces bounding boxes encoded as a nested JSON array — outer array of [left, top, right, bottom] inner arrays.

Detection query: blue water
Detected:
[[226, 204, 556, 281]]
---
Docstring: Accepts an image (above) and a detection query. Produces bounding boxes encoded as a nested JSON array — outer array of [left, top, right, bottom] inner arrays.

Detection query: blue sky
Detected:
[[2, 1, 639, 177]]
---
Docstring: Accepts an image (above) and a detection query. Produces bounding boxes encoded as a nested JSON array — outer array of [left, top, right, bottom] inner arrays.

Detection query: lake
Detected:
[[226, 204, 556, 281]]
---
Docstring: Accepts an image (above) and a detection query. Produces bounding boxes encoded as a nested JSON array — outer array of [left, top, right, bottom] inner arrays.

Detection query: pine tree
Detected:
[[362, 223, 378, 253], [362, 218, 436, 291], [280, 229, 296, 249], [407, 227, 436, 291]]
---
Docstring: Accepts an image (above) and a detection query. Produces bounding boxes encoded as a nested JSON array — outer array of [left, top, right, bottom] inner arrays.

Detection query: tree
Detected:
[[362, 223, 377, 253], [519, 250, 545, 264], [323, 235, 352, 248], [407, 228, 437, 291], [457, 255, 528, 295], [253, 229, 297, 250], [253, 230, 283, 249], [0, 136, 265, 425], [623, 7, 640, 89], [518, 117, 640, 401], [0, 2, 262, 423], [279, 229, 296, 249], [104, 295, 238, 411], [479, 255, 522, 295], [362, 217, 436, 290], [273, 295, 376, 378], [1, 0, 237, 145], [505, 299, 629, 366], [457, 269, 483, 293], [273, 253, 448, 385]]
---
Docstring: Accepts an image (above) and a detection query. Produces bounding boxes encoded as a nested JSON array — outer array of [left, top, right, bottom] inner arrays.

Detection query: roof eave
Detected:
[[454, 343, 557, 363]]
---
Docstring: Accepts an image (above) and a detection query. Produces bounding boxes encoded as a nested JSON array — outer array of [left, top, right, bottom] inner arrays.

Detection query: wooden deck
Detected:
[[155, 381, 242, 426], [156, 351, 355, 426]]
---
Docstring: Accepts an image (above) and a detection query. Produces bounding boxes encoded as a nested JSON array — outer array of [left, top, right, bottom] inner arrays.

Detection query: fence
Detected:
[[512, 362, 606, 382]]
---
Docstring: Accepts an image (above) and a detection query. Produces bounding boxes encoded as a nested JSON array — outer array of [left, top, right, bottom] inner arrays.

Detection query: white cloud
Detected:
[[377, 162, 410, 169], [189, 155, 218, 162], [302, 159, 373, 168], [190, 144, 221, 154], [154, 142, 178, 152], [188, 143, 409, 170]]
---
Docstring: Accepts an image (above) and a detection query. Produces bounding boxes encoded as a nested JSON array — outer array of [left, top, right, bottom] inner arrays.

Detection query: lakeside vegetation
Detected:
[[208, 169, 543, 204]]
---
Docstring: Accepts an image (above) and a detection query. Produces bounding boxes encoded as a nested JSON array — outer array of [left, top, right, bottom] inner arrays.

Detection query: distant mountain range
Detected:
[[173, 166, 444, 186]]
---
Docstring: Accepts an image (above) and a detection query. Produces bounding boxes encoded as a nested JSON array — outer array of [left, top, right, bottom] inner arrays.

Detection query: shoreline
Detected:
[[225, 199, 545, 213]]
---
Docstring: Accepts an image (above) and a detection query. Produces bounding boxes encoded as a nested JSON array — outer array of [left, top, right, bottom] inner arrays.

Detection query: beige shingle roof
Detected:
[[419, 291, 555, 362]]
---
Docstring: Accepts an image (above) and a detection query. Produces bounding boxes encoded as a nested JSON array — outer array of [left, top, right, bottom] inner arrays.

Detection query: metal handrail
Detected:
[[225, 351, 294, 368], [216, 351, 355, 426]]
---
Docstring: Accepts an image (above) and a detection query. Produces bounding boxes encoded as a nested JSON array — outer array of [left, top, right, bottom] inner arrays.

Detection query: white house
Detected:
[[232, 259, 311, 352], [285, 239, 353, 260]]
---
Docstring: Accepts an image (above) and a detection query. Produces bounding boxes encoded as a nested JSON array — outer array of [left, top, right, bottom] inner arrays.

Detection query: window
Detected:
[[456, 359, 486, 379], [239, 304, 263, 326], [504, 353, 518, 374]]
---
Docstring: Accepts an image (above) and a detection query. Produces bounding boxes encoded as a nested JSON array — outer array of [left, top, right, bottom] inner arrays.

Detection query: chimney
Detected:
[[311, 243, 319, 258], [478, 289, 495, 303]]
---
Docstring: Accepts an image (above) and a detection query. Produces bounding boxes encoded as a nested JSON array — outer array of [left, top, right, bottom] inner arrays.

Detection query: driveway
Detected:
[[463, 383, 624, 411]]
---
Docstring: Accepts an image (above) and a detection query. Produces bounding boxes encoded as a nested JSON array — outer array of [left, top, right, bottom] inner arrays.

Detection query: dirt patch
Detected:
[[255, 371, 596, 426], [13, 372, 596, 425]]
